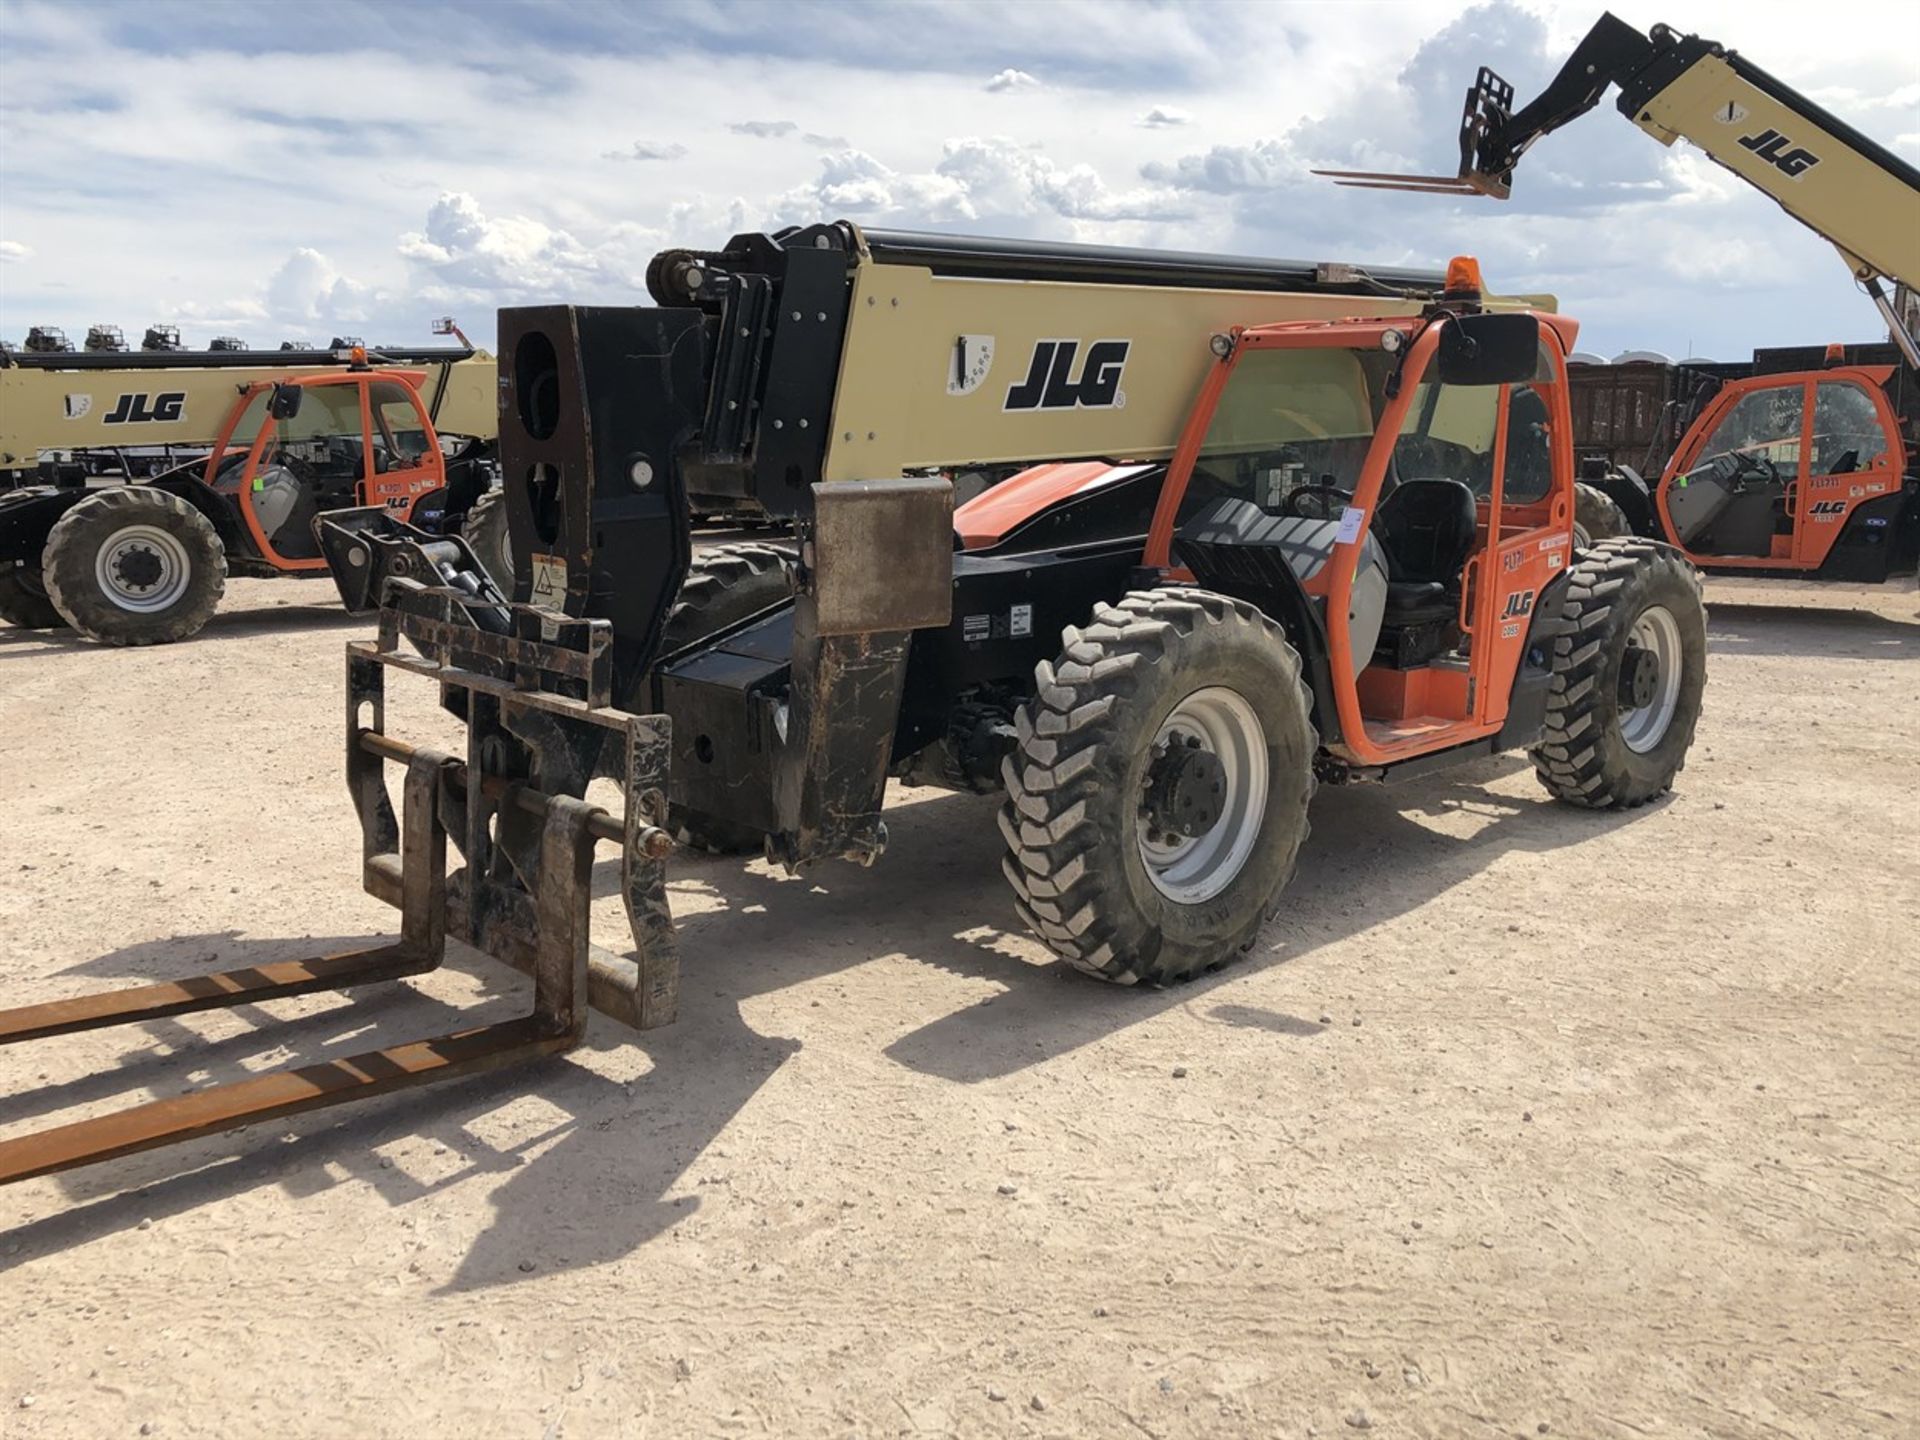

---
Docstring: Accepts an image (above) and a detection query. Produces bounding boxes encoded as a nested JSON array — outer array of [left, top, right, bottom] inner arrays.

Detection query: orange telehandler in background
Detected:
[[1323, 11, 1920, 583], [0, 335, 504, 642]]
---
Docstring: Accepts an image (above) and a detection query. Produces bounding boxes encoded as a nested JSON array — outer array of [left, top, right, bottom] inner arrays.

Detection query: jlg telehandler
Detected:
[[1568, 343, 1918, 580], [0, 339, 500, 643], [1322, 11, 1920, 583], [0, 225, 1706, 1184]]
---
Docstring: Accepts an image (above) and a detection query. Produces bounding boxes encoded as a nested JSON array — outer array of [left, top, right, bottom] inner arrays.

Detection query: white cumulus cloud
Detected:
[[983, 68, 1039, 93]]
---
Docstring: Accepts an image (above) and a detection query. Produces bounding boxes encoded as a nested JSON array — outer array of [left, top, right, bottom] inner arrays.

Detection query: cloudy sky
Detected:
[[1, 0, 1914, 361]]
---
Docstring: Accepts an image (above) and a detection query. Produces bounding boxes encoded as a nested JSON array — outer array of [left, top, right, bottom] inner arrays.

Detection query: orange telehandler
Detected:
[[0, 225, 1707, 1183], [0, 338, 502, 642]]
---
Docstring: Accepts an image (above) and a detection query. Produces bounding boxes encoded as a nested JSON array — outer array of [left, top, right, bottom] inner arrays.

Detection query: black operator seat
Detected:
[[1371, 477, 1478, 622]]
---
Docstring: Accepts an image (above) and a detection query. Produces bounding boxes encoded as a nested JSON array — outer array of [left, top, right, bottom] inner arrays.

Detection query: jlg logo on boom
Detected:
[[1005, 339, 1130, 411], [1737, 127, 1822, 179], [103, 392, 188, 425]]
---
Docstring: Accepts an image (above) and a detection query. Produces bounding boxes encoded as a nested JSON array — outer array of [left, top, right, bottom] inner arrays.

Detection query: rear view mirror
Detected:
[[268, 382, 303, 421], [1436, 312, 1540, 387]]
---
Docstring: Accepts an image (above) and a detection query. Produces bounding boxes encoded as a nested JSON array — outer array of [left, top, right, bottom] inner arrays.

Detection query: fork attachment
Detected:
[[1313, 68, 1518, 197], [0, 586, 678, 1185]]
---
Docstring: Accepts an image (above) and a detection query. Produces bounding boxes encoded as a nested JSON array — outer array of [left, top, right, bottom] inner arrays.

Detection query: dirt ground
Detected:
[[0, 567, 1915, 1440]]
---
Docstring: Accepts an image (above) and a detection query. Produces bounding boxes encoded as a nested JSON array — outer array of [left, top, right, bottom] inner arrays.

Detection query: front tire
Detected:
[[1532, 539, 1706, 809], [999, 587, 1317, 986], [0, 561, 66, 629], [42, 487, 227, 645]]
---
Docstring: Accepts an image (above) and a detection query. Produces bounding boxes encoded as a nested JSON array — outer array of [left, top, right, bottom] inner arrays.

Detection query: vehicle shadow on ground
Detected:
[[0, 757, 1656, 1288], [197, 601, 370, 638], [0, 603, 366, 659], [1704, 603, 1920, 661], [879, 756, 1656, 1083]]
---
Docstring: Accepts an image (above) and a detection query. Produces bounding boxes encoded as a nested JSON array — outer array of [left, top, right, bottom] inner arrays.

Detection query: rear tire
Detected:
[[0, 561, 66, 629], [1532, 539, 1706, 809], [42, 487, 227, 645], [659, 542, 798, 854], [999, 587, 1317, 986], [461, 488, 514, 596], [1573, 481, 1631, 548]]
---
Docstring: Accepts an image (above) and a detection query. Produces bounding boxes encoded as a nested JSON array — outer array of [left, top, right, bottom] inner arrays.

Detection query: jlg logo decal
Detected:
[[1809, 499, 1847, 521], [1737, 127, 1821, 179], [1004, 339, 1130, 411], [103, 391, 187, 424], [1502, 589, 1536, 619]]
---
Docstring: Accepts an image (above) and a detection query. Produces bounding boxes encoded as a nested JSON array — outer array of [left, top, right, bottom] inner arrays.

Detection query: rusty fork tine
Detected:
[[0, 948, 417, 1045], [0, 751, 607, 1188], [0, 1018, 571, 1185], [0, 751, 451, 1049], [0, 750, 459, 1186]]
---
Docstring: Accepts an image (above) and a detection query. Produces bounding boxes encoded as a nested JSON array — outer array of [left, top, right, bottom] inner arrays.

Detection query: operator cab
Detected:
[[1658, 366, 1903, 570], [204, 370, 449, 570], [1163, 278, 1577, 760]]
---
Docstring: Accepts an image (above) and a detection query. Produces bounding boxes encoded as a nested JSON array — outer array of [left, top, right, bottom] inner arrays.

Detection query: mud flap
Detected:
[[768, 478, 953, 868]]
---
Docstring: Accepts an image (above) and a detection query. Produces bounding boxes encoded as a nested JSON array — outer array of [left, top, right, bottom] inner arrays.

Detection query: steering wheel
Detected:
[[262, 449, 317, 487], [1283, 483, 1354, 521], [1713, 450, 1776, 489]]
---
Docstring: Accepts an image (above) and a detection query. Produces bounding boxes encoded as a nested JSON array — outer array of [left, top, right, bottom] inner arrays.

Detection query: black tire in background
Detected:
[[1573, 480, 1633, 548], [42, 487, 227, 645], [999, 587, 1318, 986], [461, 488, 515, 596], [1532, 538, 1706, 809], [657, 542, 798, 854], [0, 561, 66, 629]]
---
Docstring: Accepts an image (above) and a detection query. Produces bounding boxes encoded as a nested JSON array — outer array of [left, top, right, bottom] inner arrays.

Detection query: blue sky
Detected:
[[1, 0, 1915, 360]]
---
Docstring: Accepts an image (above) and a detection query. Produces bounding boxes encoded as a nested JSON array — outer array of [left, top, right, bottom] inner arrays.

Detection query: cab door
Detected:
[[363, 375, 447, 522], [1466, 358, 1576, 728], [1658, 376, 1807, 566], [1794, 371, 1903, 569], [230, 375, 373, 570]]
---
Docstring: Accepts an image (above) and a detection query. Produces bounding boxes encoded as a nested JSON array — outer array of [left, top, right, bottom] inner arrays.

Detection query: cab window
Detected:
[[1501, 385, 1555, 504], [1683, 386, 1804, 488], [1809, 381, 1887, 474], [1393, 379, 1499, 492], [263, 383, 368, 484], [369, 381, 432, 472]]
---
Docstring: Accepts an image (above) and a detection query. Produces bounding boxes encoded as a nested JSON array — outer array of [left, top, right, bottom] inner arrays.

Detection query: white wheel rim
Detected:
[[95, 524, 192, 613], [1620, 604, 1683, 753], [1138, 686, 1268, 904]]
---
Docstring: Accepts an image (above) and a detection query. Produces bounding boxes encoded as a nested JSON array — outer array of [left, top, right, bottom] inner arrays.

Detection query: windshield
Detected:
[[1181, 347, 1394, 519], [226, 389, 272, 452], [262, 383, 368, 484], [1177, 337, 1540, 524]]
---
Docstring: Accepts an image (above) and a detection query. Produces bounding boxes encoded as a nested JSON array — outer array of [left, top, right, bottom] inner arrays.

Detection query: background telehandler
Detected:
[[1322, 11, 1920, 582], [0, 224, 1707, 1184], [0, 337, 501, 642]]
